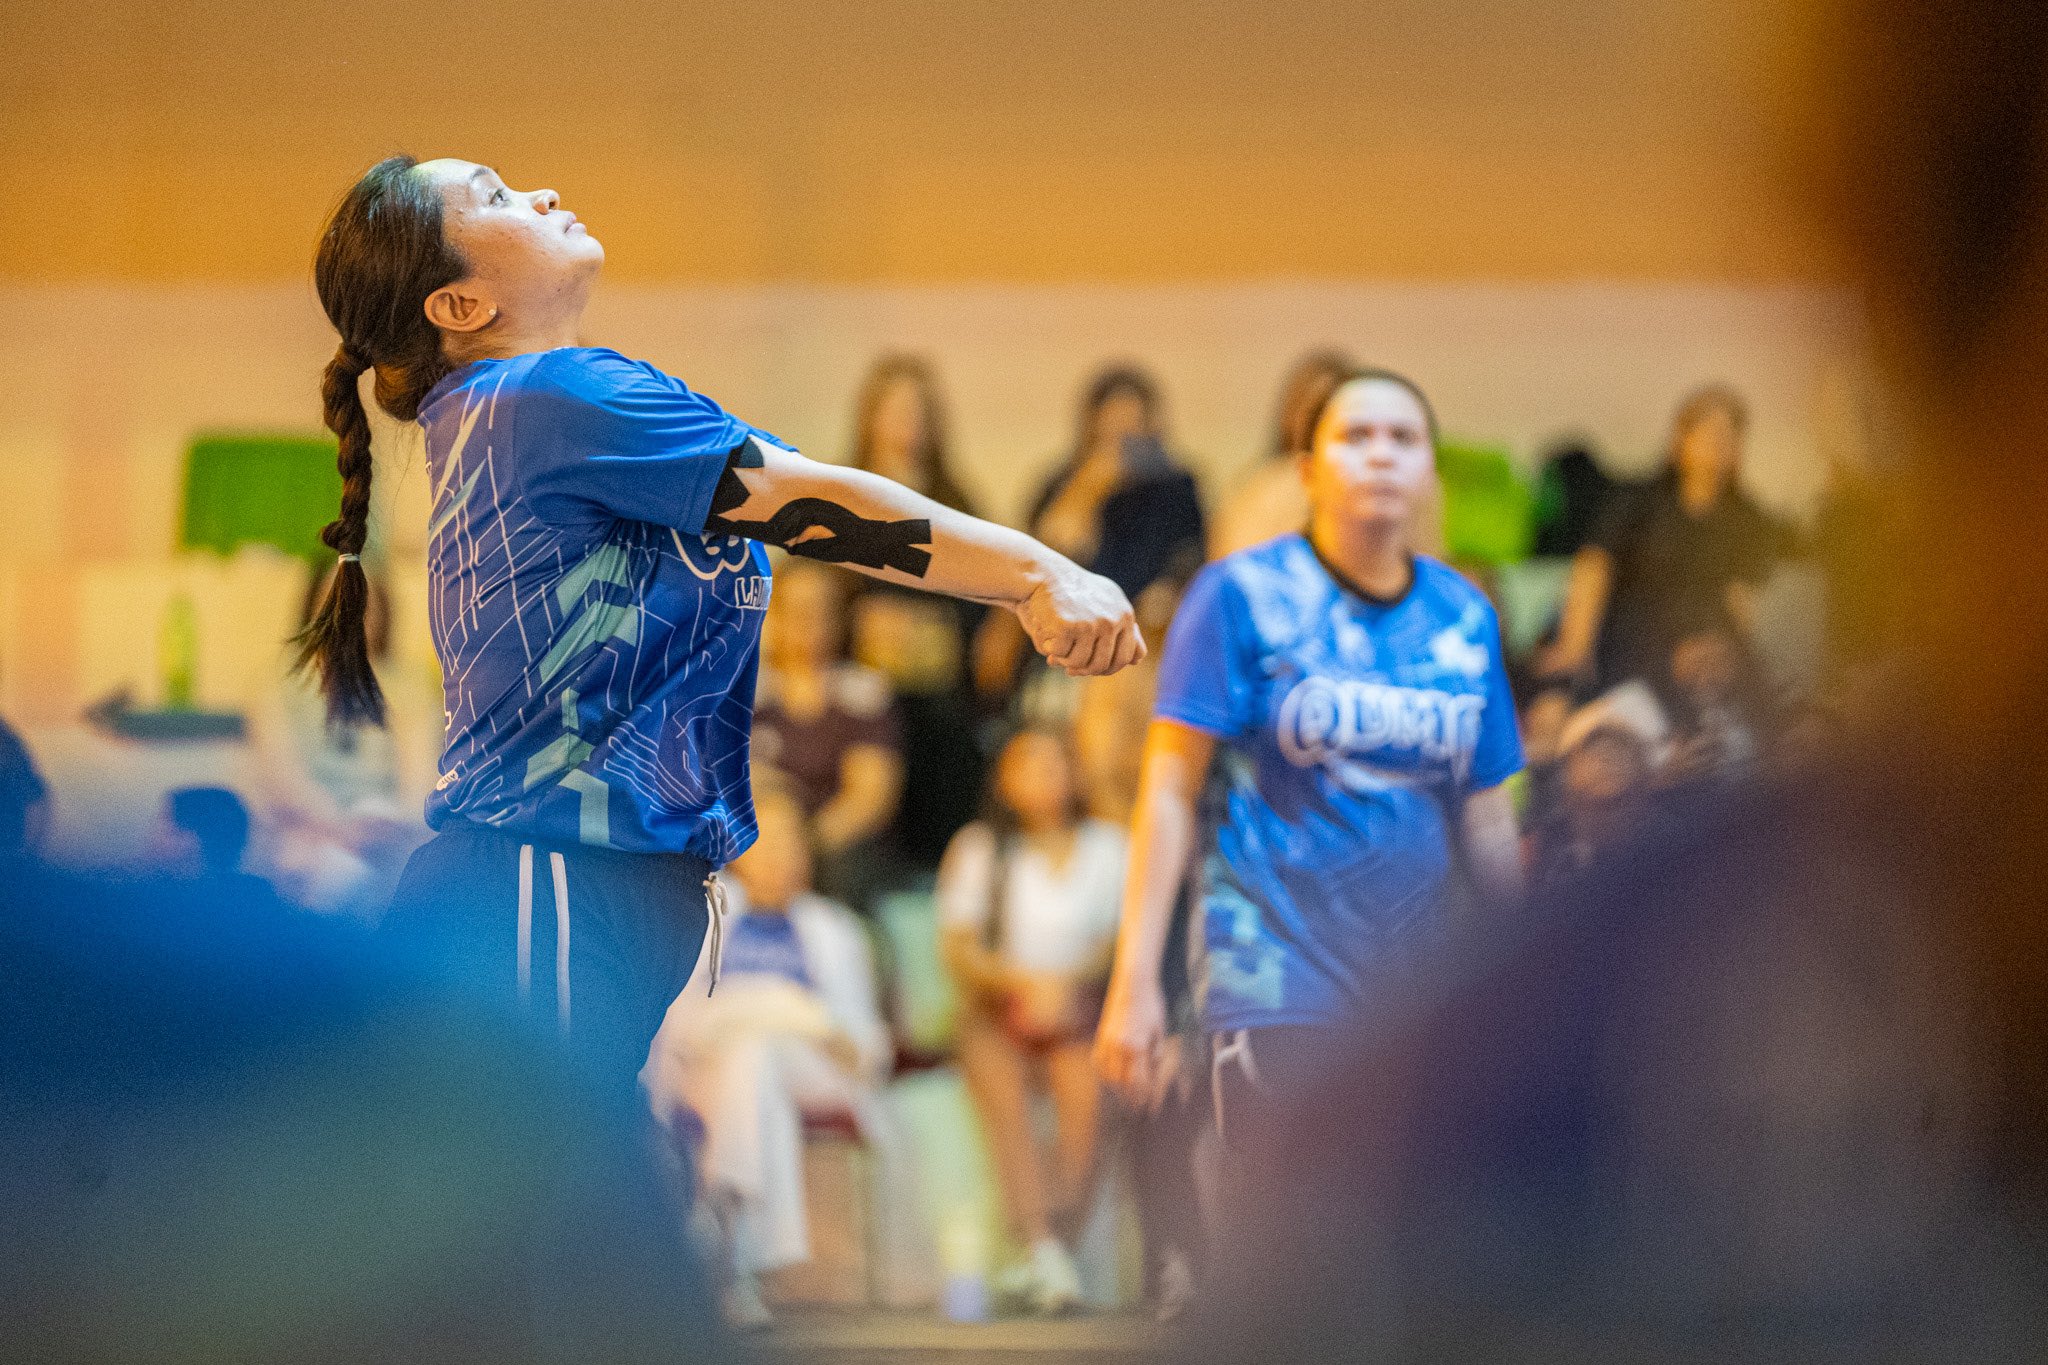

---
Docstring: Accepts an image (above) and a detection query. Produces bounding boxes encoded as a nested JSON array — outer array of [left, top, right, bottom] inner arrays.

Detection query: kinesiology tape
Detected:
[[706, 438, 934, 576]]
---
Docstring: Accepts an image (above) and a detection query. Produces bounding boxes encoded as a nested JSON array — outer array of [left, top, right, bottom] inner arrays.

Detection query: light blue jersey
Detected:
[[1155, 535, 1523, 1031], [417, 348, 788, 863]]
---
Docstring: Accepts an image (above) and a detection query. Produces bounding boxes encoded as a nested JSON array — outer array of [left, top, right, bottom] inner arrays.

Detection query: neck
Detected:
[[1677, 469, 1724, 514], [466, 318, 585, 362], [1309, 512, 1413, 600]]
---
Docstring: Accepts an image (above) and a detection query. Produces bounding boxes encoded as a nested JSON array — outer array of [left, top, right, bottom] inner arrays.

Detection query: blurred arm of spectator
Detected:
[[813, 739, 903, 857], [972, 610, 1030, 706], [792, 891, 893, 1081], [1539, 544, 1614, 683], [1095, 719, 1215, 1108], [1461, 783, 1526, 910], [937, 823, 1017, 1000]]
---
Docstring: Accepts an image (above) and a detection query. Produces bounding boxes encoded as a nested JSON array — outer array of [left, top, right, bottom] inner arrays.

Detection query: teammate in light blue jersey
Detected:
[[1094, 369, 1524, 1151], [300, 156, 1143, 1093]]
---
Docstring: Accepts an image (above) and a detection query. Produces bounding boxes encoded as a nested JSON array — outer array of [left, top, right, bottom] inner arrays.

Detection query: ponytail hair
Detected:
[[296, 155, 468, 727]]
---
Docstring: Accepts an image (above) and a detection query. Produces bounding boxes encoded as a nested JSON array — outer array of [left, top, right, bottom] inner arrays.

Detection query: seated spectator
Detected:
[[1514, 681, 1579, 837], [940, 726, 1126, 1315], [643, 785, 895, 1330], [752, 559, 905, 908], [1530, 682, 1669, 892], [159, 786, 275, 902], [1666, 628, 1773, 783]]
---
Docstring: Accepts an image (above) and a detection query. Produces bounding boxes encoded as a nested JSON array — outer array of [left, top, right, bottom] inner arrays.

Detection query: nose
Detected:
[[532, 187, 560, 212]]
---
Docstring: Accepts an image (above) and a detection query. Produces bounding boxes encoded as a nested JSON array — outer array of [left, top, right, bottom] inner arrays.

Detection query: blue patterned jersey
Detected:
[[417, 347, 787, 862], [1154, 535, 1524, 1031]]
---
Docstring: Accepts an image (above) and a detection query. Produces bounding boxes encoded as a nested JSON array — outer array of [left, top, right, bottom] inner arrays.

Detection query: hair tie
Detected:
[[338, 553, 362, 564]]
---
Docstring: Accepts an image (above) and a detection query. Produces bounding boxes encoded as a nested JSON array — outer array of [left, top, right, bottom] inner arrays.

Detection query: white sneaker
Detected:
[[1028, 1238, 1083, 1317], [724, 1269, 773, 1331], [1155, 1248, 1196, 1323]]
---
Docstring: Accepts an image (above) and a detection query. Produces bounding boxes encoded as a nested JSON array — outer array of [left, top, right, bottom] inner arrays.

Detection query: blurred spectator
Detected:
[[0, 706, 50, 859], [160, 786, 275, 903], [940, 727, 1125, 1315], [644, 786, 896, 1330], [842, 355, 990, 873], [976, 365, 1206, 715], [1664, 628, 1772, 783], [1513, 681, 1581, 838], [1208, 348, 1353, 559], [753, 559, 904, 908], [1540, 385, 1797, 703], [1073, 566, 1194, 827], [250, 562, 433, 915], [1528, 682, 1669, 892], [1529, 438, 1617, 558]]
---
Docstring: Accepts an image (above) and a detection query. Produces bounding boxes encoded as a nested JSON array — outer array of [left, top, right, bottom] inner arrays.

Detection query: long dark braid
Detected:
[[297, 156, 468, 727]]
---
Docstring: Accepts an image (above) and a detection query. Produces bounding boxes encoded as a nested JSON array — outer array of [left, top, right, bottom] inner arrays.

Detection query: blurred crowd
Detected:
[[0, 342, 1864, 1337]]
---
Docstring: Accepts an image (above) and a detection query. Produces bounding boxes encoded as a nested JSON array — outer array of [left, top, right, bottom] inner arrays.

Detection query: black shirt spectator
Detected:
[[1587, 470, 1793, 696]]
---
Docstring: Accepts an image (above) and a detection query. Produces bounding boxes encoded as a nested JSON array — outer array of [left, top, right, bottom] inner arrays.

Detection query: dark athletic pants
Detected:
[[386, 822, 714, 1097]]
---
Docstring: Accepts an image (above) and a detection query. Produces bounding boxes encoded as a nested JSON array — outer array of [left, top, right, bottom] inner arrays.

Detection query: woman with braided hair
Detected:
[[303, 156, 1143, 1093]]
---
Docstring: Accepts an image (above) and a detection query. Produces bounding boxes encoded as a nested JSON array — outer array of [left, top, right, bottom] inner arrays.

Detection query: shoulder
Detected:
[[515, 347, 678, 406], [942, 821, 998, 866], [1412, 555, 1497, 615], [1199, 535, 1328, 637]]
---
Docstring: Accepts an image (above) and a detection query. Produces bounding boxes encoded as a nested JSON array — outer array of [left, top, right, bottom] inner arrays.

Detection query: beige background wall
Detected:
[[6, 0, 1829, 283]]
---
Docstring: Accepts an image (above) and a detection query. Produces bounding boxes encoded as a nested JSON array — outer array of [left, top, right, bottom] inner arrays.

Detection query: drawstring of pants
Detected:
[[1211, 1028, 1260, 1152], [704, 870, 728, 993], [515, 843, 573, 1034]]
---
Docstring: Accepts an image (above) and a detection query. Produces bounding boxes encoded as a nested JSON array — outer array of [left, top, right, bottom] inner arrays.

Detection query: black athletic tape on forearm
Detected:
[[707, 437, 766, 518], [710, 499, 934, 576]]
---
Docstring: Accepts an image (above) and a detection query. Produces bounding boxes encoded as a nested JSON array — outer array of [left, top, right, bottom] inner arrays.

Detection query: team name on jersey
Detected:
[[1276, 675, 1485, 783]]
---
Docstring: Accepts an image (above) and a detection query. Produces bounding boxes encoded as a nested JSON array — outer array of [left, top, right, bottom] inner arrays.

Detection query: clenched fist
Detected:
[[1015, 565, 1145, 677]]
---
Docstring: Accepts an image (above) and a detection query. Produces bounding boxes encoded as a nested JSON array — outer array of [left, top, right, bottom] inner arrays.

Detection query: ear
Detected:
[[424, 283, 496, 335], [1295, 448, 1316, 493]]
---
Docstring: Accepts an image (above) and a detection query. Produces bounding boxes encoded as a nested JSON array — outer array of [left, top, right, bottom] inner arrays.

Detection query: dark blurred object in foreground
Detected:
[[1193, 777, 2043, 1362], [0, 859, 724, 1364]]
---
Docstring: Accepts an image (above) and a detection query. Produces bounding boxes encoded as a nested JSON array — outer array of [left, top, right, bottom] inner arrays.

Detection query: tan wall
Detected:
[[5, 0, 1829, 283]]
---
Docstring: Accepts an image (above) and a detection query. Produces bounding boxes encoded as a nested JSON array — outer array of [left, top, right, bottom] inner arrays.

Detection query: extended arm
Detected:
[[1093, 719, 1216, 1103], [708, 438, 1143, 677], [1541, 545, 1614, 680], [1460, 781, 1525, 911]]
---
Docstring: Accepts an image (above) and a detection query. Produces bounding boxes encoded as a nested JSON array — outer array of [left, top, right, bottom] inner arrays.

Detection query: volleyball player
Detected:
[[1093, 369, 1523, 1159], [300, 156, 1142, 1092]]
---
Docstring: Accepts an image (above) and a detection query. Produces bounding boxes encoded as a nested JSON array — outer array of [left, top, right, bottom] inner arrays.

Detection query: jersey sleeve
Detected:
[[1466, 601, 1527, 791], [513, 350, 792, 534], [1153, 561, 1258, 738]]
